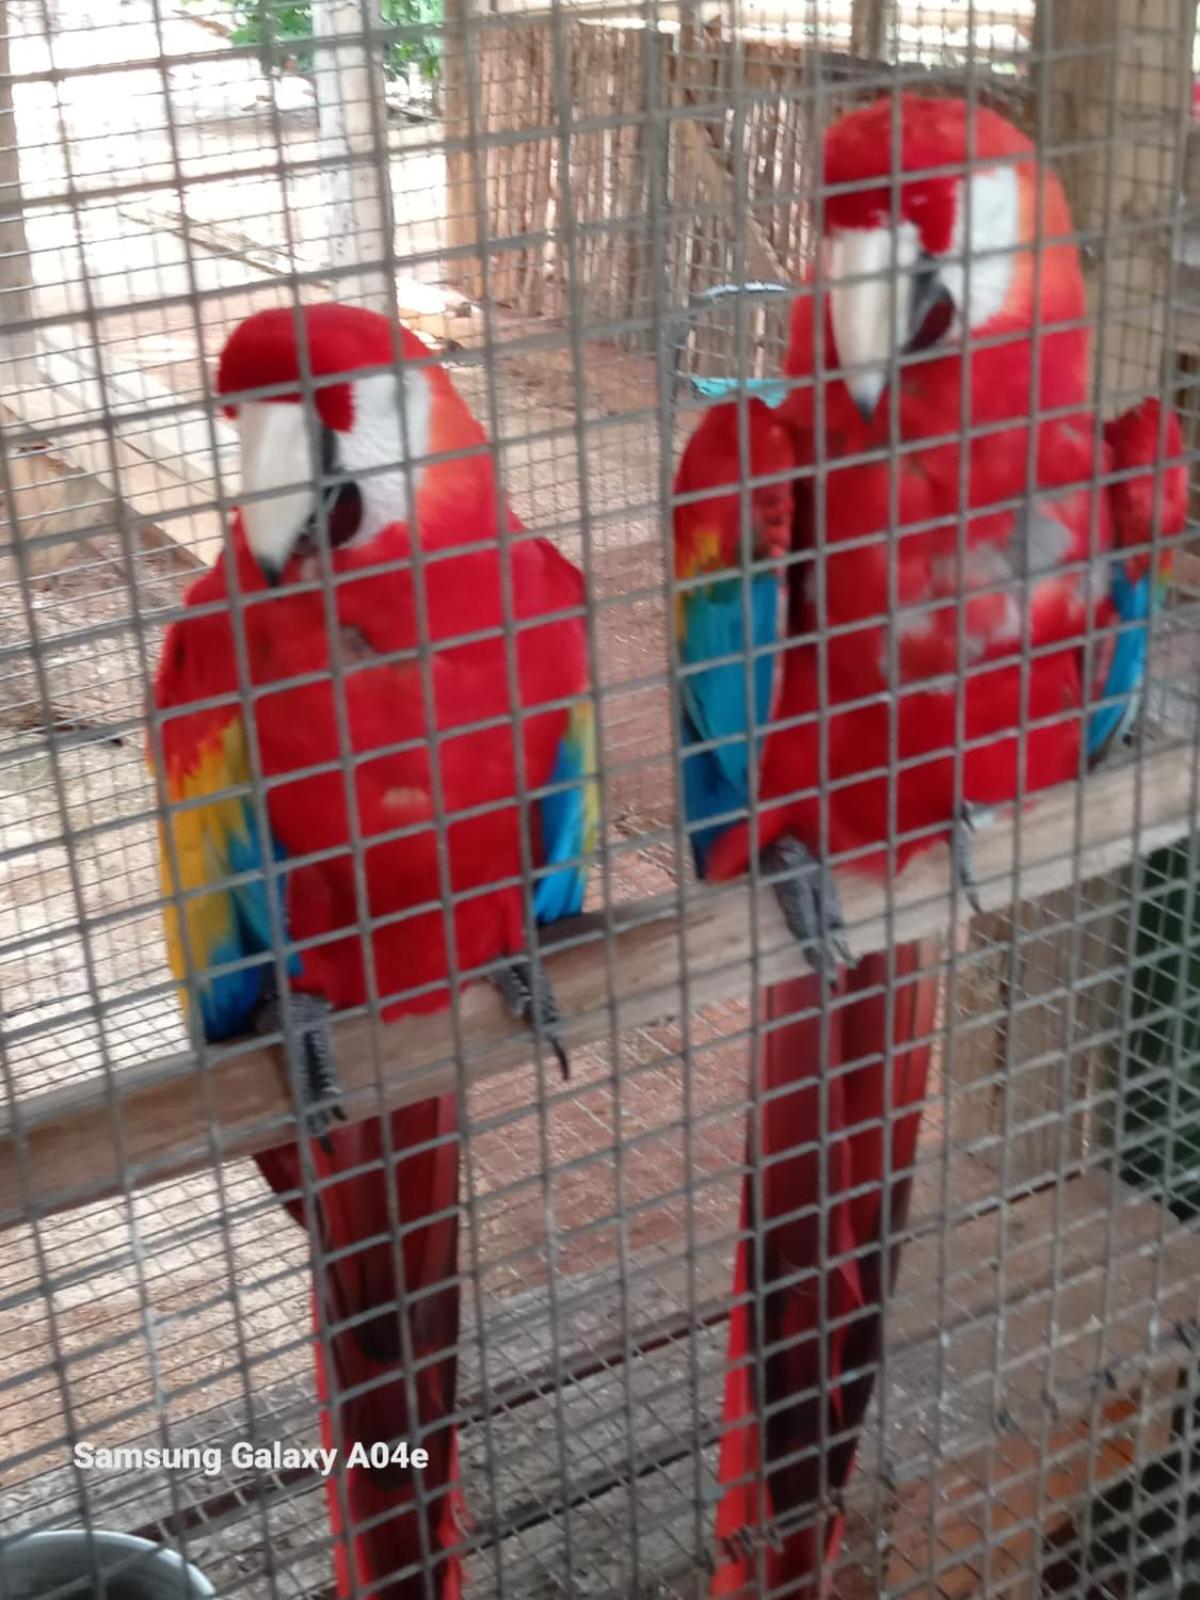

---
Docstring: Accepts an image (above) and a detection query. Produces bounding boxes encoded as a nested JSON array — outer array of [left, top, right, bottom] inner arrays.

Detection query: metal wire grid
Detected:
[[1, 0, 1199, 1596]]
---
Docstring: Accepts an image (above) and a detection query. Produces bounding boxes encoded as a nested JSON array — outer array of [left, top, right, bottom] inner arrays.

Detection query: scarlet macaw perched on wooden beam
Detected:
[[672, 94, 1185, 1597]]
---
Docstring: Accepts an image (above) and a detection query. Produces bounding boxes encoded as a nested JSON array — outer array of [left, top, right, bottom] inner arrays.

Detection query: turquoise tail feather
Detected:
[[196, 806, 296, 1041], [1087, 564, 1155, 763]]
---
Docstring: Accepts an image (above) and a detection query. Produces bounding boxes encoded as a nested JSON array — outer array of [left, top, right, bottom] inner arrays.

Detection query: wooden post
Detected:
[[312, 0, 393, 312], [0, 0, 35, 369], [1037, 0, 1197, 405], [849, 0, 889, 62], [441, 0, 483, 300]]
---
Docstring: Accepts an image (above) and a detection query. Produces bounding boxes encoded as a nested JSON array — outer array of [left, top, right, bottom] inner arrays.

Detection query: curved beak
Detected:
[[826, 226, 950, 423], [238, 401, 317, 585]]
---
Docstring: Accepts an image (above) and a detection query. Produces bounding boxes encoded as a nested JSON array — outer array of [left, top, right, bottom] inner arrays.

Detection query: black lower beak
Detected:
[[904, 255, 956, 357]]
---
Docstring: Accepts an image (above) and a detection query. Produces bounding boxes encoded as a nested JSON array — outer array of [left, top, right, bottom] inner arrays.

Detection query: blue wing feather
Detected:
[[160, 717, 296, 1044], [534, 701, 598, 925], [679, 572, 779, 875], [197, 817, 293, 1041]]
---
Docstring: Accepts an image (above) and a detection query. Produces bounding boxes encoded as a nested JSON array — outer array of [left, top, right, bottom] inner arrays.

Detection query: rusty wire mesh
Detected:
[[1, 0, 1200, 1597]]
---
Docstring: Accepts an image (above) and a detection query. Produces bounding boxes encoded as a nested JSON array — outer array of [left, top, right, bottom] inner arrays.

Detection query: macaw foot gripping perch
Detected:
[[763, 833, 856, 977], [254, 985, 345, 1148], [490, 953, 570, 1079]]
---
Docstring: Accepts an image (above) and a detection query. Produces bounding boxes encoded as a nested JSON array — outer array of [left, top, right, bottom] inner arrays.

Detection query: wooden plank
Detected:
[[520, 29, 555, 318], [0, 386, 221, 566], [115, 201, 312, 284], [504, 29, 534, 310], [671, 116, 788, 286], [0, 738, 1196, 1226], [35, 326, 241, 500], [0, 332, 240, 567], [0, 429, 120, 576]]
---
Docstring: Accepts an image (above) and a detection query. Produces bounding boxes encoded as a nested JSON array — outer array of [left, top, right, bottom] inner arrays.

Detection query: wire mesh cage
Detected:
[[2, 0, 1200, 1597]]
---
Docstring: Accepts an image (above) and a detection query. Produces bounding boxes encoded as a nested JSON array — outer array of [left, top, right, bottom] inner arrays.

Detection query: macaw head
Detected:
[[674, 398, 796, 582], [821, 94, 1084, 420], [216, 303, 440, 583]]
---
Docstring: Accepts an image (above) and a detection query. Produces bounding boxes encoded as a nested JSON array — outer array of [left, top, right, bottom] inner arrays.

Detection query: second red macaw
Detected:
[[674, 95, 1186, 1597], [154, 305, 596, 1599]]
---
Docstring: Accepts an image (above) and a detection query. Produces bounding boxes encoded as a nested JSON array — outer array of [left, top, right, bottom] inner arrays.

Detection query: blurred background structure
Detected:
[[3, 0, 1200, 1595]]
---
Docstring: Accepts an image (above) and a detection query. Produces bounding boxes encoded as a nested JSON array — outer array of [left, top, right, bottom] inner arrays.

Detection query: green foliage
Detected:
[[211, 0, 443, 83], [1120, 836, 1200, 1219]]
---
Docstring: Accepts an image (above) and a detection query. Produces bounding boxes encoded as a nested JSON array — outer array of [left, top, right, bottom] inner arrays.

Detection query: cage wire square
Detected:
[[2, 0, 1200, 1597]]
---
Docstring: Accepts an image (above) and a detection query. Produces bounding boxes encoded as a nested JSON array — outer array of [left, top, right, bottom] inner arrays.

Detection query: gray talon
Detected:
[[254, 987, 344, 1151], [491, 955, 569, 1080], [951, 801, 996, 916], [763, 834, 853, 977]]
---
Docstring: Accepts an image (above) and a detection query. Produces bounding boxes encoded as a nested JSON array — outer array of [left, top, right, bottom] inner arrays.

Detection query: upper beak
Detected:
[[825, 228, 924, 423], [237, 401, 317, 584]]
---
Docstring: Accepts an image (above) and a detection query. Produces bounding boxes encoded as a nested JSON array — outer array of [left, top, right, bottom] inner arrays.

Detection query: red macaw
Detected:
[[673, 96, 1186, 1597], [153, 305, 596, 1600]]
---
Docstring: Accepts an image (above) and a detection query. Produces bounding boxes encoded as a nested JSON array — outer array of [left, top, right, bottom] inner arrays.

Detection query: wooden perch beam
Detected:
[[0, 742, 1195, 1229]]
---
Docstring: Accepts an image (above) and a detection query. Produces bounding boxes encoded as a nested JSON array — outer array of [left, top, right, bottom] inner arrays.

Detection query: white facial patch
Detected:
[[238, 401, 318, 576], [940, 164, 1020, 337], [826, 221, 921, 414], [338, 367, 432, 546]]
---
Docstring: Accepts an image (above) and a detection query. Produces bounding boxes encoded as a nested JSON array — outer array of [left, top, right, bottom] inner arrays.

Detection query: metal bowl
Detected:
[[0, 1531, 215, 1600]]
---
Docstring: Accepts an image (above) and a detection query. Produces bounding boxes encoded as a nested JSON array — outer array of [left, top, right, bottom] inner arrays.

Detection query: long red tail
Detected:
[[712, 941, 939, 1597], [257, 1094, 463, 1600]]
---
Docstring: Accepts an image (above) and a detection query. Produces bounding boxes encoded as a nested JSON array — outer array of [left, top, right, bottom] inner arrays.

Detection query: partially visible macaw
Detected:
[[153, 305, 597, 1600], [1088, 400, 1187, 759], [674, 394, 795, 873], [672, 95, 1186, 1598]]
